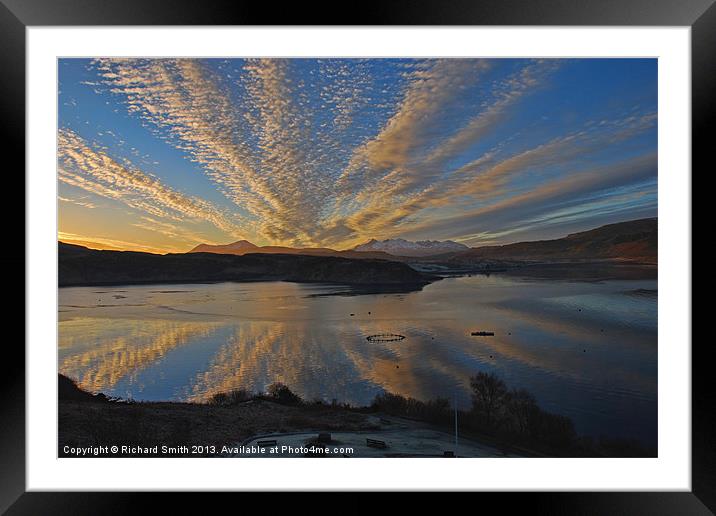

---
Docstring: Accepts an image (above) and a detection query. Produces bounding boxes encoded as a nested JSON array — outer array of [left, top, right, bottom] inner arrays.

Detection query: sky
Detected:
[[58, 58, 657, 254]]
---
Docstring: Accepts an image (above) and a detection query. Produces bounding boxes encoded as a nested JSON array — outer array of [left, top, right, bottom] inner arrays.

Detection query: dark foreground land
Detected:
[[59, 374, 655, 458], [58, 242, 435, 288], [59, 375, 378, 457]]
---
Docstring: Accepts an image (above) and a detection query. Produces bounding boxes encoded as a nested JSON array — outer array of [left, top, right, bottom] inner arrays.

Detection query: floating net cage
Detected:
[[366, 333, 406, 342]]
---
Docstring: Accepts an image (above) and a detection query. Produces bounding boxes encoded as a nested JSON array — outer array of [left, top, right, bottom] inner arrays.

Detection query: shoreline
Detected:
[[58, 375, 655, 458], [57, 277, 436, 291], [57, 260, 656, 289]]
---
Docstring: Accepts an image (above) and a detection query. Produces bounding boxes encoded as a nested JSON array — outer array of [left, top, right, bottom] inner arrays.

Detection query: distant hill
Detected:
[[190, 240, 259, 254], [354, 238, 468, 257], [188, 240, 407, 261], [58, 242, 435, 288], [450, 218, 657, 265]]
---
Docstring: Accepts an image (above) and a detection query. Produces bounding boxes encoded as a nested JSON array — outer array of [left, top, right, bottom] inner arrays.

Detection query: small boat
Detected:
[[471, 331, 495, 337], [366, 333, 406, 342]]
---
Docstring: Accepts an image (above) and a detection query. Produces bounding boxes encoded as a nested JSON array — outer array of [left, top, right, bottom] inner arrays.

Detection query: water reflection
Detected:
[[58, 275, 657, 444], [59, 318, 222, 395]]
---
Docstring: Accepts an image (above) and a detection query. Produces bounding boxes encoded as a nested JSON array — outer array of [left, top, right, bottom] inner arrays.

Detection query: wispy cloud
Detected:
[[58, 231, 172, 254], [325, 111, 656, 243], [58, 195, 97, 209], [131, 216, 222, 247], [60, 58, 658, 249], [398, 151, 658, 243], [58, 128, 246, 238]]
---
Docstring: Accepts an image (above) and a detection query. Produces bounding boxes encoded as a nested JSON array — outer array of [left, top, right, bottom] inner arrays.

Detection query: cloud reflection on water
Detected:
[[58, 276, 657, 442]]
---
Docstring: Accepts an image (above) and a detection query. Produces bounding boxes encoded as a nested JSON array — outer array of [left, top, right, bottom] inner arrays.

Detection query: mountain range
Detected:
[[449, 218, 657, 265], [187, 218, 656, 264], [189, 241, 402, 261], [189, 238, 468, 259]]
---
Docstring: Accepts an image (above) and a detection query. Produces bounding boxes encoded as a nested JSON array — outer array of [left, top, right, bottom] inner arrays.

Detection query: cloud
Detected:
[[131, 216, 223, 248], [409, 60, 562, 189], [58, 128, 245, 238], [397, 152, 658, 243], [59, 320, 222, 392], [58, 231, 172, 254], [66, 58, 657, 249], [58, 195, 96, 209], [325, 111, 656, 243], [332, 60, 491, 209], [95, 58, 341, 245], [95, 59, 497, 245], [341, 59, 490, 177], [320, 60, 569, 242]]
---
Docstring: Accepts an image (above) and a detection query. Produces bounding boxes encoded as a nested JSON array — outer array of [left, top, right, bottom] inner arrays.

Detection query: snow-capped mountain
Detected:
[[353, 238, 469, 257]]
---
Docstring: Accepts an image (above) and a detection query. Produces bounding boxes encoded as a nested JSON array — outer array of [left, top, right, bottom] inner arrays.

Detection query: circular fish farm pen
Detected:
[[366, 333, 406, 342]]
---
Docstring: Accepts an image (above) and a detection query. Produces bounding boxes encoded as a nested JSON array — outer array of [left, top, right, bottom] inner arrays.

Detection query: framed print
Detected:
[[2, 0, 709, 512]]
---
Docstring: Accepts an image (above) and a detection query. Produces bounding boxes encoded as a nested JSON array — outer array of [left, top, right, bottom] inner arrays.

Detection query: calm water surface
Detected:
[[58, 275, 657, 445]]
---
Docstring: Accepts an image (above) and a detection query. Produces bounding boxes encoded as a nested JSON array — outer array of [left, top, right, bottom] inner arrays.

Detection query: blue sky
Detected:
[[58, 58, 657, 253]]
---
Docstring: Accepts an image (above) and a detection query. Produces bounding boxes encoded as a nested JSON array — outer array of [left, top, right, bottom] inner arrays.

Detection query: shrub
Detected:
[[371, 392, 452, 424], [422, 397, 452, 424], [371, 392, 418, 417], [208, 389, 254, 406], [527, 410, 576, 449], [266, 382, 303, 405], [467, 371, 577, 450]]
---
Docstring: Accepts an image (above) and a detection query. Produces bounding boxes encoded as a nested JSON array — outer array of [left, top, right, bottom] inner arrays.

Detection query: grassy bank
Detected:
[[59, 376, 378, 457]]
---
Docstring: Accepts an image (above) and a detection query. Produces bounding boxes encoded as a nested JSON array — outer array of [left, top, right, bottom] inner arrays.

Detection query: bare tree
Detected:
[[469, 371, 509, 428], [506, 388, 538, 435]]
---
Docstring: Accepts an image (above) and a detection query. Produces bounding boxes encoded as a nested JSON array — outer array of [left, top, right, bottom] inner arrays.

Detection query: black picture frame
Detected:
[[1, 0, 707, 512]]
